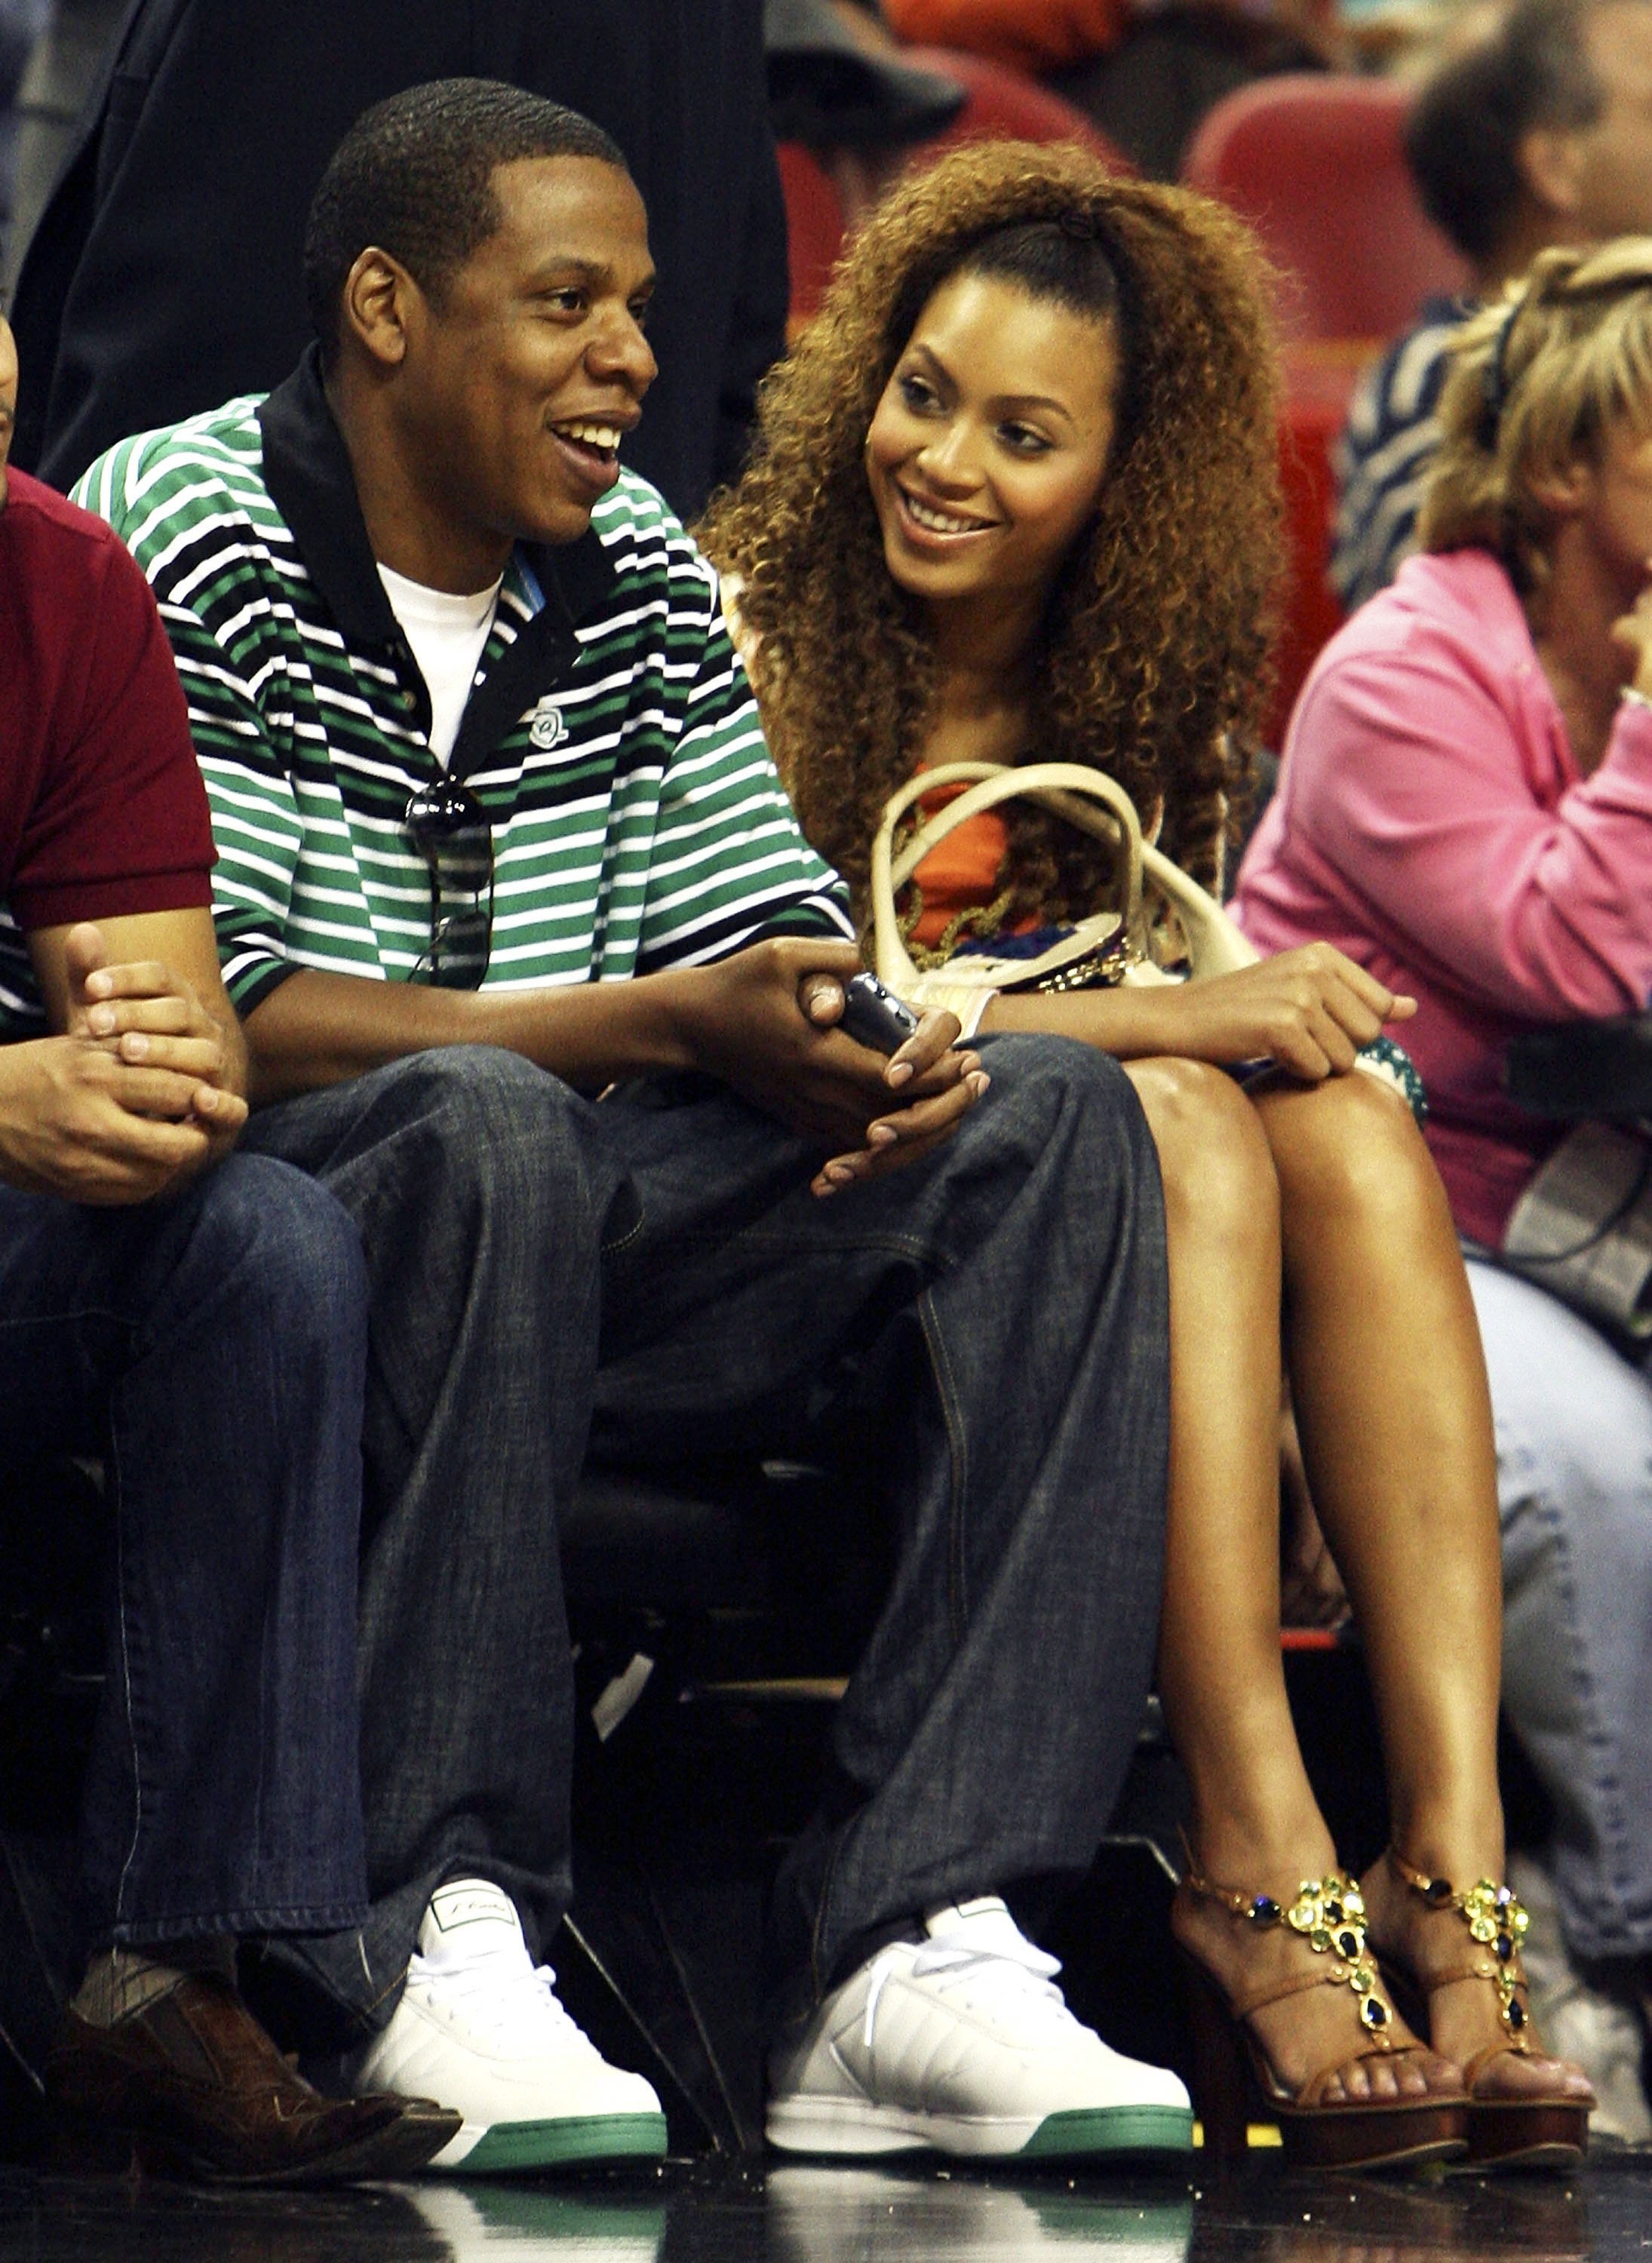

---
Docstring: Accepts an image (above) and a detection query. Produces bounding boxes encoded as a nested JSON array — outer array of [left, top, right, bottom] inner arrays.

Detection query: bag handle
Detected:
[[871, 759, 1257, 990], [873, 762, 1147, 990]]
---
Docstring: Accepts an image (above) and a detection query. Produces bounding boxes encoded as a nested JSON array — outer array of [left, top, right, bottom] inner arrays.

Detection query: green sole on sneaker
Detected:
[[1018, 2106, 1195, 2160], [765, 2096, 1196, 2161], [445, 2112, 668, 2174]]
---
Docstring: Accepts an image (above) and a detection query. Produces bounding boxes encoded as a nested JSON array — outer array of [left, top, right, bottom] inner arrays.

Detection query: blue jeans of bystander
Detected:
[[1467, 1255, 1652, 1961], [0, 1155, 371, 1946]]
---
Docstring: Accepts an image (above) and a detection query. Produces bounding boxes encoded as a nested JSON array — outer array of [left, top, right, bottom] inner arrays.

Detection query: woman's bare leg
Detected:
[[1254, 1070, 1589, 2104], [1127, 1057, 1452, 2104]]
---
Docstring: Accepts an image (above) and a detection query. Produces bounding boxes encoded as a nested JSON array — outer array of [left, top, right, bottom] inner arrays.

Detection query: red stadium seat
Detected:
[[898, 45, 1134, 170], [1183, 76, 1469, 737], [1182, 74, 1469, 342], [776, 54, 1128, 335], [775, 141, 848, 329]]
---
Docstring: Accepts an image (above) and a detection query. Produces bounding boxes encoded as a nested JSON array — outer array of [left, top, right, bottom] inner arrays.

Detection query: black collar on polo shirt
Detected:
[[256, 343, 622, 777]]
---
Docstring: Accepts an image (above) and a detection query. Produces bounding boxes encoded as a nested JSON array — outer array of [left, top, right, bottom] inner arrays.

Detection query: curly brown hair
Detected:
[[699, 140, 1283, 925]]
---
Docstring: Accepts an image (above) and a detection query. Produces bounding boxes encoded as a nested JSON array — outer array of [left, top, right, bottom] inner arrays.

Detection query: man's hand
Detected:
[[64, 923, 244, 1162], [670, 940, 987, 1196], [0, 923, 249, 1202], [0, 1036, 221, 1202]]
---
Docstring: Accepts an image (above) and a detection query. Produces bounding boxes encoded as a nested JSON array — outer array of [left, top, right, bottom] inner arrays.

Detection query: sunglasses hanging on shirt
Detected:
[[404, 779, 494, 990]]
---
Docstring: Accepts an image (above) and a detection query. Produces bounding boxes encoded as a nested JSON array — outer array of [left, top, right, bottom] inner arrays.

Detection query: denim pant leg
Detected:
[[0, 1156, 370, 1947], [239, 1047, 628, 2034], [591, 1033, 1171, 2001], [1466, 1257, 1652, 1959]]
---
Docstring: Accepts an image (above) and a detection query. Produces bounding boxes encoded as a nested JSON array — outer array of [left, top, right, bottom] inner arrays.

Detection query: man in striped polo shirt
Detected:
[[77, 81, 1184, 2172]]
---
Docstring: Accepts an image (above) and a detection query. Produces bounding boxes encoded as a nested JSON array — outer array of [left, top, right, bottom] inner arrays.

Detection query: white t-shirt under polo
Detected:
[[377, 562, 502, 769]]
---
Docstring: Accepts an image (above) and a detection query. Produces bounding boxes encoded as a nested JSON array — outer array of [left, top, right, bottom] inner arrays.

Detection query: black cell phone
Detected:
[[838, 971, 921, 1055]]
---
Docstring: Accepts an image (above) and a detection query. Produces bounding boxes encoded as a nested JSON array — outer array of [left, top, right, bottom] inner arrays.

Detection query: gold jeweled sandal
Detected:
[[1176, 1865, 1467, 2169], [1382, 1852, 1592, 2169]]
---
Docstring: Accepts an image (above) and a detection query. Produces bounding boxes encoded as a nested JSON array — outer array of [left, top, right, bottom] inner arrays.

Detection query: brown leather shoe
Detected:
[[45, 1972, 462, 2183]]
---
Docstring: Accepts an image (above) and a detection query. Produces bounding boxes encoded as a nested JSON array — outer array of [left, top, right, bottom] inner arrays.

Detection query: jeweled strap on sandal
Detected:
[[1176, 1862, 1466, 2169], [1385, 1850, 1532, 2050], [1182, 1868, 1399, 2040], [1383, 1848, 1590, 2169]]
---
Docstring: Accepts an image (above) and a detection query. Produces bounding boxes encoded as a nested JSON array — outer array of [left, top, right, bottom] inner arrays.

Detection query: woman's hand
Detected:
[[1156, 944, 1416, 1079], [1610, 576, 1652, 698]]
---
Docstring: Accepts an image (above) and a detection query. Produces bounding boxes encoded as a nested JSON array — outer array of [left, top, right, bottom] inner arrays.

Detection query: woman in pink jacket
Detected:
[[1236, 237, 1652, 2141]]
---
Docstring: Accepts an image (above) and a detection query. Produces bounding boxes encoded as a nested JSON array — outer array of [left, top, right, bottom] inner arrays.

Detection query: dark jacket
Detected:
[[11, 0, 787, 520]]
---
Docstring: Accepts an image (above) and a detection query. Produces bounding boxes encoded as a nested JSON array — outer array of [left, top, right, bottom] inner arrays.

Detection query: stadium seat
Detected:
[[1181, 72, 1469, 342], [1182, 75, 1469, 736], [898, 45, 1133, 170], [776, 49, 1131, 332], [775, 140, 848, 329]]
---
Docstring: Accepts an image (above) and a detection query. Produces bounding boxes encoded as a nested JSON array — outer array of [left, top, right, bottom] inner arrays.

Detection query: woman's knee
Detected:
[[1257, 1067, 1438, 1233], [1125, 1055, 1279, 1239]]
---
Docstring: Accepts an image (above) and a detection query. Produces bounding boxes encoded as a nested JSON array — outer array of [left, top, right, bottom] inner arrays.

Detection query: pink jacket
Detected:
[[1233, 548, 1652, 1248]]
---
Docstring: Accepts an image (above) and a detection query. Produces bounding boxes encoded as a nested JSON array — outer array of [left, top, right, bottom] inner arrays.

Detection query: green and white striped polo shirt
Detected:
[[69, 349, 852, 1018]]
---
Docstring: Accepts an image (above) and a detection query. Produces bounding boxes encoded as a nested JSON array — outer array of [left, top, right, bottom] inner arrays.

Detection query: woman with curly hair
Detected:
[[702, 140, 1592, 2167]]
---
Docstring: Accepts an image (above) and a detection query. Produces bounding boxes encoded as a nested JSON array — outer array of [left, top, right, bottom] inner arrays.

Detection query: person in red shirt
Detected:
[[0, 309, 456, 2184], [880, 0, 1340, 173]]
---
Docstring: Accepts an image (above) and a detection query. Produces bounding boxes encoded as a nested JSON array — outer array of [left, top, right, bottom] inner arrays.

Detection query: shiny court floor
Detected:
[[0, 2151, 1639, 2263]]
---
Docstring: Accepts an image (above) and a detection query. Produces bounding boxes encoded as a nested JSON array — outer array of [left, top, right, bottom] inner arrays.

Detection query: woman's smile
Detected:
[[864, 270, 1119, 622], [893, 481, 999, 542]]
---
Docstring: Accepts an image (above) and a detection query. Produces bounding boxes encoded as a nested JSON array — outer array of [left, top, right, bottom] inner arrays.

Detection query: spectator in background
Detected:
[[0, 0, 122, 299], [878, 0, 1340, 177], [0, 306, 456, 2184], [1333, 0, 1652, 613], [766, 0, 966, 232], [1240, 241, 1652, 2141], [8, 0, 785, 520], [0, 1, 43, 241]]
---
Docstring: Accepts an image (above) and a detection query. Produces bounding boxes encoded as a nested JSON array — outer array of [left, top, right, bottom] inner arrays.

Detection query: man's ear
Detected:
[[1518, 122, 1587, 223], [339, 247, 418, 370]]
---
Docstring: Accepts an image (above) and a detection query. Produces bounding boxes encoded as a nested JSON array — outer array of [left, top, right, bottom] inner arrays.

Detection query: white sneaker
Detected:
[[765, 1896, 1193, 2161], [352, 1879, 668, 2173]]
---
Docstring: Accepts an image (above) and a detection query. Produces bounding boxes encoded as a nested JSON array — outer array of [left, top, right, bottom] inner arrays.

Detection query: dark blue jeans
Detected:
[[241, 1036, 1171, 2031], [0, 1156, 370, 1948]]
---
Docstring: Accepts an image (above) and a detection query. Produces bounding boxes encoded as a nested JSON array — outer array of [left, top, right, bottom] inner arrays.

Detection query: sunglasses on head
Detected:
[[404, 779, 493, 989]]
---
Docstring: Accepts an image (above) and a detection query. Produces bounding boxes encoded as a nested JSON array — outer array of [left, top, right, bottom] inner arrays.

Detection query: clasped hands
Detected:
[[0, 923, 246, 1204], [678, 940, 987, 1199]]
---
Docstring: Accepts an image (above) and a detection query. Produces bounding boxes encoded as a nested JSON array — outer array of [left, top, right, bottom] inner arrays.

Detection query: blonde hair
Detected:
[[1423, 237, 1652, 589], [699, 141, 1282, 918]]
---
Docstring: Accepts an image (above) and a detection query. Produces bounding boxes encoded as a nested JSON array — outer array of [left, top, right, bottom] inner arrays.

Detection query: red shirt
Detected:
[[2, 468, 213, 936], [883, 0, 1128, 69]]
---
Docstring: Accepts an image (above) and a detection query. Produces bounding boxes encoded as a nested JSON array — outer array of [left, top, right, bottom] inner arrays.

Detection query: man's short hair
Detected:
[[1406, 0, 1607, 263], [303, 78, 628, 361]]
